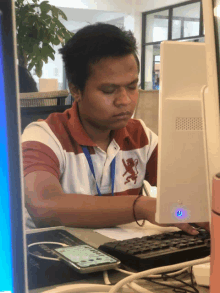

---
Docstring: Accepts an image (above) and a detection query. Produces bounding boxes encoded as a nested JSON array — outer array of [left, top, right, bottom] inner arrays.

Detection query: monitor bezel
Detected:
[[212, 0, 220, 103], [0, 0, 27, 292]]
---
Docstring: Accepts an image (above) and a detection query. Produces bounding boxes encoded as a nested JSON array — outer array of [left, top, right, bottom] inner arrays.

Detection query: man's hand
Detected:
[[151, 221, 210, 235], [171, 222, 210, 235], [138, 197, 210, 235], [153, 218, 210, 235]]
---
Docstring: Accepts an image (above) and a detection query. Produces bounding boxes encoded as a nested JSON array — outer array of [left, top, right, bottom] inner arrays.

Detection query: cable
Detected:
[[116, 267, 194, 287], [40, 256, 209, 293], [28, 241, 68, 261], [42, 284, 111, 293], [103, 270, 153, 292], [115, 266, 189, 278], [108, 256, 210, 293], [43, 283, 153, 293], [27, 240, 209, 292], [126, 282, 153, 293], [103, 271, 111, 285], [145, 273, 199, 293]]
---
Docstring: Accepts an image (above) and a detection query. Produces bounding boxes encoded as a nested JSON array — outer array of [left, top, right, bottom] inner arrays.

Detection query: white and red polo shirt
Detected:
[[22, 102, 158, 228]]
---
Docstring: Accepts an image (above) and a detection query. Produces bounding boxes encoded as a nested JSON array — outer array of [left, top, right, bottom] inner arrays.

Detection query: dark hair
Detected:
[[18, 65, 38, 93], [59, 23, 139, 92]]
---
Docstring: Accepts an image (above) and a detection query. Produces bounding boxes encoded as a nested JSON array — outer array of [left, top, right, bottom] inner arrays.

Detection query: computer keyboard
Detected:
[[99, 228, 210, 271]]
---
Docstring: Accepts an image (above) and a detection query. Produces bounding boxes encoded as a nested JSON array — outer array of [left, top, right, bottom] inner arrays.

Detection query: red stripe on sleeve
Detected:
[[22, 141, 60, 179]]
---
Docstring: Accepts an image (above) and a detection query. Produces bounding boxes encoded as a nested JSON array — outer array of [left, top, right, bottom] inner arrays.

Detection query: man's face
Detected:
[[71, 54, 139, 131]]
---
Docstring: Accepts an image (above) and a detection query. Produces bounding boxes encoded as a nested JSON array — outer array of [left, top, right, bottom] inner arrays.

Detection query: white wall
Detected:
[[35, 0, 190, 89], [135, 0, 189, 12], [45, 0, 134, 13], [45, 0, 190, 13]]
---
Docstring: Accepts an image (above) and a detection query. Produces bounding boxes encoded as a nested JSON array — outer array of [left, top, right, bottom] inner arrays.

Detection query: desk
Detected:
[[28, 224, 209, 293]]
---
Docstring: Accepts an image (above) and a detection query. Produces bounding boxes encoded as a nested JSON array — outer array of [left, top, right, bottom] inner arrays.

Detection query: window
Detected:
[[146, 10, 169, 43], [141, 1, 204, 90], [173, 2, 201, 39]]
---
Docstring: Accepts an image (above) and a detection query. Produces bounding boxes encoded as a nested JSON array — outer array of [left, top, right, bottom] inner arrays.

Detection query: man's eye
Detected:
[[128, 85, 137, 90], [102, 89, 115, 94]]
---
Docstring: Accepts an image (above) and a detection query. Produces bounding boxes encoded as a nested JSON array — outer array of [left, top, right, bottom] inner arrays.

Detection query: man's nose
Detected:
[[114, 87, 131, 106]]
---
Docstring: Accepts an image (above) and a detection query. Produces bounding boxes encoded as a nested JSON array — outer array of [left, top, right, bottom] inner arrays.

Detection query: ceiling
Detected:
[[58, 7, 126, 23]]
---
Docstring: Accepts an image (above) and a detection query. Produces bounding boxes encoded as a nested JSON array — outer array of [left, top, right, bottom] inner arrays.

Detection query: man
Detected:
[[22, 23, 207, 234]]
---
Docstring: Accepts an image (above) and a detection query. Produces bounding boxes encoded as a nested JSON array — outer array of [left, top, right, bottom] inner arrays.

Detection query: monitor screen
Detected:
[[0, 1, 27, 292], [0, 11, 14, 292]]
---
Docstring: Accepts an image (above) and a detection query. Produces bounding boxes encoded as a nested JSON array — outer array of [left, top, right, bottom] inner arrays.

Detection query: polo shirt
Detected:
[[22, 102, 158, 228]]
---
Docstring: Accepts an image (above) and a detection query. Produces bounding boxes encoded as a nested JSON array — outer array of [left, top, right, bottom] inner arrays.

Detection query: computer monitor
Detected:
[[0, 0, 28, 292], [156, 0, 220, 225]]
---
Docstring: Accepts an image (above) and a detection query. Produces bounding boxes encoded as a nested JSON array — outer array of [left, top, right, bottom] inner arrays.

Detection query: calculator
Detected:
[[53, 244, 121, 274]]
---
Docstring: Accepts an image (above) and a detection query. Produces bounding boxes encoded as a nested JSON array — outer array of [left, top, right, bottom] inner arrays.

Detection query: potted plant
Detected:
[[15, 0, 73, 77]]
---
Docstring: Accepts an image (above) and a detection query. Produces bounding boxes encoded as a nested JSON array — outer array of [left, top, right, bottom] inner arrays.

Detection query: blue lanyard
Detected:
[[81, 146, 116, 196]]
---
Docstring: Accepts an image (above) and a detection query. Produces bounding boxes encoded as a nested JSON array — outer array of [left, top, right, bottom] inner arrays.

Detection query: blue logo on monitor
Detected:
[[175, 208, 187, 219], [177, 210, 183, 217]]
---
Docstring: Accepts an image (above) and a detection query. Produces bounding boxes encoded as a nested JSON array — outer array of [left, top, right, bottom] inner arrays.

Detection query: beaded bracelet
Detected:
[[133, 194, 145, 227]]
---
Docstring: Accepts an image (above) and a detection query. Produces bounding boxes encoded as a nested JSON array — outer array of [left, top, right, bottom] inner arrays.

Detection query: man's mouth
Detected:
[[113, 111, 132, 117]]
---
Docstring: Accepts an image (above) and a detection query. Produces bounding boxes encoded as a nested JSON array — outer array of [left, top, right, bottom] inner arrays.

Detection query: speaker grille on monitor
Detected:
[[176, 117, 203, 131]]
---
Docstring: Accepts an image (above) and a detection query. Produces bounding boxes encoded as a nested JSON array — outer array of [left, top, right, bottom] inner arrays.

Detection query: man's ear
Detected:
[[69, 83, 82, 102]]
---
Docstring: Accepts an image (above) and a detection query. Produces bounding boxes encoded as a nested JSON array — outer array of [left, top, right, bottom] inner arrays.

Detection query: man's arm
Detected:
[[25, 170, 209, 234], [24, 170, 157, 228]]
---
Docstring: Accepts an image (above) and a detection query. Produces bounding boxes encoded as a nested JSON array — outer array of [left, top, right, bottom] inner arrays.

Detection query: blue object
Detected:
[[0, 12, 13, 292], [175, 208, 188, 220], [81, 146, 116, 196]]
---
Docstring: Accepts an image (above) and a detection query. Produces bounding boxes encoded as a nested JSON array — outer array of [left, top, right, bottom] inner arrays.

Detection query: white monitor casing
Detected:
[[156, 41, 210, 224]]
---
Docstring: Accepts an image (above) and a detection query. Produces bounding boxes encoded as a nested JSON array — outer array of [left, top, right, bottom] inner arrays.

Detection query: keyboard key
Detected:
[[176, 243, 188, 249], [160, 244, 170, 249], [105, 242, 118, 249], [196, 240, 204, 245], [188, 242, 196, 247], [115, 246, 129, 253]]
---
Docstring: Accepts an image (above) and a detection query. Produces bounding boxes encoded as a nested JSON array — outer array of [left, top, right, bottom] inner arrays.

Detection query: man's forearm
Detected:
[[27, 192, 156, 228], [25, 171, 156, 228]]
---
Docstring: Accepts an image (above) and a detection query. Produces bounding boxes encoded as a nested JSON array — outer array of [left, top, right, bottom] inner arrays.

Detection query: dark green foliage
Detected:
[[15, 0, 73, 77]]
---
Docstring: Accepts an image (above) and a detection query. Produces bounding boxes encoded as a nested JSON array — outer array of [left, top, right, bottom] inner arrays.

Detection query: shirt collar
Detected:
[[67, 101, 130, 146], [113, 124, 130, 142], [67, 102, 96, 146]]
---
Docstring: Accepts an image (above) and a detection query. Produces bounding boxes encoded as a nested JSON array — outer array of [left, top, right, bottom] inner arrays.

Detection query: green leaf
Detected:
[[15, 0, 72, 75], [51, 6, 58, 18], [42, 56, 48, 64], [51, 36, 60, 46], [35, 67, 42, 78], [52, 17, 66, 28], [41, 43, 53, 55], [40, 1, 51, 14], [27, 61, 36, 72], [35, 59, 43, 77], [40, 1, 50, 5], [48, 52, 55, 61], [56, 8, 67, 20]]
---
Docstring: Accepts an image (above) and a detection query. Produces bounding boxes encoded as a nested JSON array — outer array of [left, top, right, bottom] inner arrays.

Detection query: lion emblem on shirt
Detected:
[[122, 158, 139, 184]]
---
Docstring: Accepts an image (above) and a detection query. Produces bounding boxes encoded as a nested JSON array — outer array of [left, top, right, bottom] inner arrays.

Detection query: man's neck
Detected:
[[83, 120, 111, 144], [78, 110, 112, 151]]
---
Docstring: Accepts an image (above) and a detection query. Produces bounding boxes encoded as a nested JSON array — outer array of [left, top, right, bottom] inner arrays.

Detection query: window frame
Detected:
[[141, 0, 204, 89]]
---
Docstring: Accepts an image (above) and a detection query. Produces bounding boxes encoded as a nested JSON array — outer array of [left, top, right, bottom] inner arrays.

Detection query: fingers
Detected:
[[194, 222, 210, 232], [175, 223, 199, 235]]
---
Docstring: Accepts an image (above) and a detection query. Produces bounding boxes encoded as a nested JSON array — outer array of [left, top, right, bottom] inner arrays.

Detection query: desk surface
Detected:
[[27, 224, 209, 293]]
